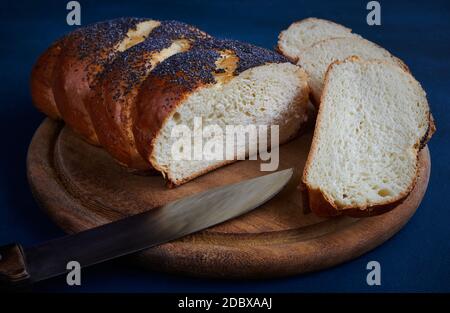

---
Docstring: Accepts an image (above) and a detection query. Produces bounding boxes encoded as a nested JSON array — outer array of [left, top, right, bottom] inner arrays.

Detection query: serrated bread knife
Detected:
[[0, 168, 293, 287]]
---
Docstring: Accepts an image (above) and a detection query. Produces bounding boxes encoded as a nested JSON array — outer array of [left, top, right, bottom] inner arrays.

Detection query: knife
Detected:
[[0, 168, 293, 287]]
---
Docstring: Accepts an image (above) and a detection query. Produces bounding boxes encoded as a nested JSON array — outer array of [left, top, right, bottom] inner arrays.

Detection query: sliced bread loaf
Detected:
[[277, 18, 358, 62], [298, 37, 406, 105], [303, 57, 435, 217]]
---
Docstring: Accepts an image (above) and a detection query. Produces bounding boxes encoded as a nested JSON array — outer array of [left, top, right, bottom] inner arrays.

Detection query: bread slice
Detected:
[[277, 18, 358, 62], [134, 41, 310, 186], [298, 37, 407, 105], [30, 38, 65, 119], [303, 57, 435, 217], [52, 18, 161, 145]]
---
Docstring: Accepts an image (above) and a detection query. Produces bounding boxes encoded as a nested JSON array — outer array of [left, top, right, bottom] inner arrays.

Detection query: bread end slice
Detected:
[[30, 39, 65, 120], [302, 56, 435, 217], [277, 18, 356, 62]]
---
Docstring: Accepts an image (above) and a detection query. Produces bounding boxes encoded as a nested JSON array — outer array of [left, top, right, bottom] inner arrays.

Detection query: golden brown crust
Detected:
[[275, 43, 299, 64], [420, 113, 436, 149], [306, 185, 408, 217], [30, 39, 65, 119], [302, 56, 435, 217], [308, 91, 321, 108], [52, 54, 98, 144]]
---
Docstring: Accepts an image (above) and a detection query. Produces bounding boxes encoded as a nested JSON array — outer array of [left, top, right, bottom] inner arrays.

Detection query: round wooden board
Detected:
[[27, 118, 431, 279]]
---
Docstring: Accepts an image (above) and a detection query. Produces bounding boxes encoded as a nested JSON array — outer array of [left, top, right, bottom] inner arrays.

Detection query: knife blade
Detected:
[[0, 168, 293, 286]]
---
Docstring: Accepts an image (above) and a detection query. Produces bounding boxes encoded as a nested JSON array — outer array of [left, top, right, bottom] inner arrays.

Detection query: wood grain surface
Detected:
[[26, 118, 431, 278]]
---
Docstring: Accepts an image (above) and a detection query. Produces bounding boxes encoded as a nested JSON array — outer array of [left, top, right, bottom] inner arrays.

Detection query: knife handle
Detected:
[[0, 243, 30, 288]]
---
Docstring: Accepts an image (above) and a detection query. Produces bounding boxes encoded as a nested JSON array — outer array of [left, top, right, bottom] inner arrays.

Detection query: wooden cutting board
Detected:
[[27, 118, 431, 278]]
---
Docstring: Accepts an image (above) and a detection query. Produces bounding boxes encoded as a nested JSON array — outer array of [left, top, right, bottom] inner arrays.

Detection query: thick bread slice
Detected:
[[88, 21, 210, 170], [134, 41, 310, 185], [298, 37, 407, 105], [303, 57, 435, 217], [277, 18, 358, 62], [52, 18, 160, 145]]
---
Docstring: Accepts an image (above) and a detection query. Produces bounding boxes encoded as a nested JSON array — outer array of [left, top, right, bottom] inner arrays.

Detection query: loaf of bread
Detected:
[[31, 18, 310, 185], [302, 57, 435, 217]]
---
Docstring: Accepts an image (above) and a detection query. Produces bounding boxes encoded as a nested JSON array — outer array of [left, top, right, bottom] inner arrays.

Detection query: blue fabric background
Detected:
[[0, 0, 449, 292]]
